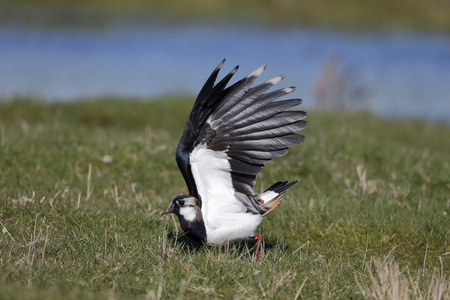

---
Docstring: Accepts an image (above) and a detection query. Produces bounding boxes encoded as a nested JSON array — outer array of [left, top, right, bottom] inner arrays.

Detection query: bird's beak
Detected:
[[161, 204, 175, 215]]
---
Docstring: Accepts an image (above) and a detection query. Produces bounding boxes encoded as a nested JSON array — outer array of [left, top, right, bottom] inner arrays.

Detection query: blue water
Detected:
[[1, 23, 449, 122]]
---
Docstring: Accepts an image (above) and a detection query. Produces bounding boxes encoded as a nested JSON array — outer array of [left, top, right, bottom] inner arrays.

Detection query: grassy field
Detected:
[[0, 98, 449, 299], [2, 0, 450, 31]]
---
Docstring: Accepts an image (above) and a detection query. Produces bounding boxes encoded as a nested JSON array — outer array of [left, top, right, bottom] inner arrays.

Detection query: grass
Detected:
[[1, 0, 450, 31], [0, 97, 449, 299]]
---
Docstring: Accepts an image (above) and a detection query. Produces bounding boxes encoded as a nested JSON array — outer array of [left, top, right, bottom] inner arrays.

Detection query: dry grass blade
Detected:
[[356, 255, 450, 300]]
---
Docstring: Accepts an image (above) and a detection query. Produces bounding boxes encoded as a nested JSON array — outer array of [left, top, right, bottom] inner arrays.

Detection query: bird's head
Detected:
[[161, 195, 201, 222]]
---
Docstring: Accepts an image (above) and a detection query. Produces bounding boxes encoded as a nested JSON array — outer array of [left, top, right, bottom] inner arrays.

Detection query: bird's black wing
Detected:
[[176, 59, 241, 198], [176, 60, 306, 207]]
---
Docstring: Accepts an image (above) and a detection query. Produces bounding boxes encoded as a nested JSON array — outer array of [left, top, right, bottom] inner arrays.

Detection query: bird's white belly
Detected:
[[204, 212, 263, 244], [190, 144, 264, 244]]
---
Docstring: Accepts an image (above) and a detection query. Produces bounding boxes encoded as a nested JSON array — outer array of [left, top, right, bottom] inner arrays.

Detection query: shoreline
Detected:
[[1, 1, 450, 32]]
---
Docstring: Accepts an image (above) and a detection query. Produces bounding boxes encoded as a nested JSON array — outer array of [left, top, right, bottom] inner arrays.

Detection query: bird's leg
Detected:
[[253, 233, 263, 262]]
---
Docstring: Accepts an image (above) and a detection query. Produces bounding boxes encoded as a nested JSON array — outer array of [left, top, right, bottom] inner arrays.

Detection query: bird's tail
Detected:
[[259, 180, 298, 216], [261, 193, 284, 216]]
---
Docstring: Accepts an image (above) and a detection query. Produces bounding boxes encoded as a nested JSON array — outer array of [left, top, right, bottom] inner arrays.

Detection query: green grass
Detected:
[[2, 0, 450, 31], [0, 97, 449, 299]]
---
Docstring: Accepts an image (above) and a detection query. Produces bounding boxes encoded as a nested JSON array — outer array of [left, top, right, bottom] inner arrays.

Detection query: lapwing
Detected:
[[162, 60, 307, 260]]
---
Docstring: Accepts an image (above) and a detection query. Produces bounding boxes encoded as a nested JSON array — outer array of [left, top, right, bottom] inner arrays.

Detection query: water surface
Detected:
[[1, 23, 449, 122]]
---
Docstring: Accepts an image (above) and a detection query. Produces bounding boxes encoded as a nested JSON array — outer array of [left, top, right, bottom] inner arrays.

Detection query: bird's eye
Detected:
[[178, 200, 185, 206]]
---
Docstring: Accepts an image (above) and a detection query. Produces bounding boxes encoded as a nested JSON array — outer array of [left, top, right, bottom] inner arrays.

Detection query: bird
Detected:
[[161, 59, 307, 260]]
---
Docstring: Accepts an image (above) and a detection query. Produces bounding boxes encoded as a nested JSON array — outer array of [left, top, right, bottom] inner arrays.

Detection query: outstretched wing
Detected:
[[175, 60, 306, 216]]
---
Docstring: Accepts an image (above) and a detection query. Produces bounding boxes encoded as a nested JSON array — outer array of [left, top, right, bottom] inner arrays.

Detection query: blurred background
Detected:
[[1, 0, 449, 122]]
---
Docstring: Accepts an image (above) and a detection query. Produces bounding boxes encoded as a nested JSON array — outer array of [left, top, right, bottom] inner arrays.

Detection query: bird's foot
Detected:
[[252, 233, 263, 263]]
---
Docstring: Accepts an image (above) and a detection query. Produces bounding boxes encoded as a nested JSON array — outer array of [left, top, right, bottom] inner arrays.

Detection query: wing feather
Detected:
[[231, 112, 307, 137], [230, 133, 305, 151], [229, 86, 295, 124], [232, 122, 307, 140], [228, 157, 262, 175], [210, 65, 266, 121], [227, 148, 289, 163], [176, 60, 239, 198], [232, 99, 304, 129]]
